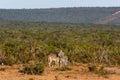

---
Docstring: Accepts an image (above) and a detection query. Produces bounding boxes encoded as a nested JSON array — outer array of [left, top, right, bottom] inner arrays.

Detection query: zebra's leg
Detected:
[[64, 61, 68, 66], [59, 59, 63, 67], [55, 60, 57, 66], [55, 61, 57, 67], [56, 57, 60, 67], [65, 58, 68, 66], [48, 61, 51, 67], [48, 60, 52, 67]]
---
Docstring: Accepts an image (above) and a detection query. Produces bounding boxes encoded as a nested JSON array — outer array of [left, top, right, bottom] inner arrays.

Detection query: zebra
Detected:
[[57, 50, 65, 58], [48, 54, 59, 67], [48, 50, 68, 67], [59, 55, 68, 66]]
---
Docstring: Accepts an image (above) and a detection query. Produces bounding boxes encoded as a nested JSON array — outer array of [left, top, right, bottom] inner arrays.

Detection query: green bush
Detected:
[[97, 66, 107, 75], [88, 65, 108, 76], [29, 78, 34, 80], [1, 56, 16, 66], [88, 65, 97, 72], [0, 68, 5, 71], [21, 63, 44, 75]]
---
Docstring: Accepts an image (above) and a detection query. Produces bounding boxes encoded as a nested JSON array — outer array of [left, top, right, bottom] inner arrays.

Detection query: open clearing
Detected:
[[0, 64, 120, 80]]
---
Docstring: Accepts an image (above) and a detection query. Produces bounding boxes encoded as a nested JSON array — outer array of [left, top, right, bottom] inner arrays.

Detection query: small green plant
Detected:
[[0, 68, 5, 71], [20, 63, 44, 75], [88, 65, 108, 77], [29, 78, 34, 80], [88, 65, 97, 72], [2, 56, 16, 66], [55, 66, 72, 71], [97, 66, 108, 76]]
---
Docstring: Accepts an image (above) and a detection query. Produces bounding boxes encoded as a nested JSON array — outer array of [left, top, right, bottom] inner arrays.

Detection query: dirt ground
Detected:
[[0, 64, 120, 80]]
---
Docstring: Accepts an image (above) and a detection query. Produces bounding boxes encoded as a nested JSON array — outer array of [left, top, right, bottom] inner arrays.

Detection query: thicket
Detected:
[[20, 63, 44, 75], [0, 21, 120, 66]]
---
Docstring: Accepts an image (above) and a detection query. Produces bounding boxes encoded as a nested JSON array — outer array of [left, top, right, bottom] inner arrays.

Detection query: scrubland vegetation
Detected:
[[0, 21, 120, 67]]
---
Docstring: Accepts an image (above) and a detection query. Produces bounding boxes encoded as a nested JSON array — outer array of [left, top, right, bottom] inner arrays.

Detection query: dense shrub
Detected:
[[88, 65, 97, 72], [0, 68, 5, 71], [88, 64, 108, 76], [21, 63, 44, 75], [1, 56, 16, 66]]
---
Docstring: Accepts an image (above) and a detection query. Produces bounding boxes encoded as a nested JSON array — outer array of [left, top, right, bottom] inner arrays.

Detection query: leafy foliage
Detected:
[[0, 21, 120, 66], [21, 63, 44, 75]]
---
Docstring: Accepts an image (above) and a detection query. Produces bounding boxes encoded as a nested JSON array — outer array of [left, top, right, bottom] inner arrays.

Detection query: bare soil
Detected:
[[0, 64, 120, 80]]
